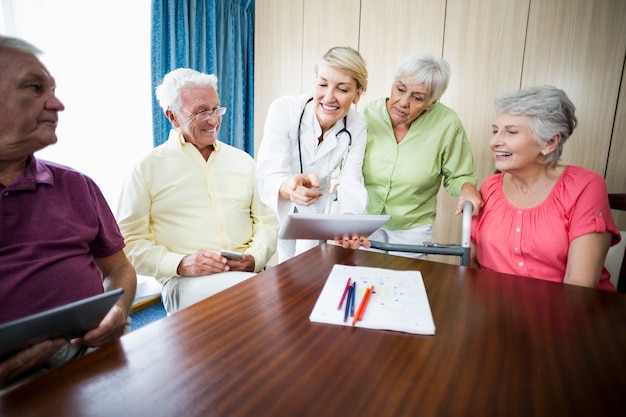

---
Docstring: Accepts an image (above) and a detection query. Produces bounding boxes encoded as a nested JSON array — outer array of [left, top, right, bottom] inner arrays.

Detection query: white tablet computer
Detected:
[[0, 288, 123, 359], [279, 213, 391, 240]]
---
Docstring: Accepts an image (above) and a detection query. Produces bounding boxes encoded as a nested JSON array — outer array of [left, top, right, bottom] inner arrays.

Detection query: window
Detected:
[[1, 0, 152, 210]]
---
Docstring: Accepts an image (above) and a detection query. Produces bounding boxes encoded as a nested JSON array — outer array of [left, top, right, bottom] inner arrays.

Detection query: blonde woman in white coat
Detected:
[[257, 46, 370, 262]]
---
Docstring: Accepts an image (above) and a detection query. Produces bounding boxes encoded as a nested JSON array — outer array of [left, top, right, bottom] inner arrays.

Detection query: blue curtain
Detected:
[[150, 0, 255, 155]]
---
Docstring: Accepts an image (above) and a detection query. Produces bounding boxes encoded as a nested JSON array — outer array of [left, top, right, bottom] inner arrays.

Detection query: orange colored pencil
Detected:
[[358, 286, 374, 321], [352, 285, 374, 326]]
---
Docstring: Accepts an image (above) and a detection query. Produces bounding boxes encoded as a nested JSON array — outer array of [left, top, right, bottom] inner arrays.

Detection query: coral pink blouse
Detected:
[[471, 166, 621, 291]]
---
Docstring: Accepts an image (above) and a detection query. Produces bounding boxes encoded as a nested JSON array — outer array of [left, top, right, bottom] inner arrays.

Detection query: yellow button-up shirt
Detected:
[[116, 130, 278, 283]]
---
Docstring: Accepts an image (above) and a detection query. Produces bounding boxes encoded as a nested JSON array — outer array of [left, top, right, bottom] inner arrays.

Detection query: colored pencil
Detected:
[[343, 284, 353, 322], [352, 285, 374, 326], [350, 282, 356, 317], [358, 285, 374, 321], [337, 278, 351, 309]]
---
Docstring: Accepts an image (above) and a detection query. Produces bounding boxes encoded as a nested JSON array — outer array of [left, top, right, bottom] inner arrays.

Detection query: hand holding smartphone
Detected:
[[220, 249, 243, 261]]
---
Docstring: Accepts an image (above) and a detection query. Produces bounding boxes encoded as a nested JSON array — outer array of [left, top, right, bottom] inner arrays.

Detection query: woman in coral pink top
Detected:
[[471, 86, 621, 290]]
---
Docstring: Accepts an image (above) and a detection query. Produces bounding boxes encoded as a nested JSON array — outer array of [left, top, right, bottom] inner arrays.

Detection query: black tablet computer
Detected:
[[0, 289, 123, 359]]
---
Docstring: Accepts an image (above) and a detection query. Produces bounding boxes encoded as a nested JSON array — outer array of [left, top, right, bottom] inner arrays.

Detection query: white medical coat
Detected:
[[257, 94, 368, 223]]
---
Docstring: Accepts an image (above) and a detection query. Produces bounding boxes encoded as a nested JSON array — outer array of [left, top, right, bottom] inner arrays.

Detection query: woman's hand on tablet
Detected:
[[334, 234, 371, 250]]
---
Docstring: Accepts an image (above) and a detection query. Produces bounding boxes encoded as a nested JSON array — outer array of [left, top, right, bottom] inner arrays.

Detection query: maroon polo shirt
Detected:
[[0, 156, 125, 323]]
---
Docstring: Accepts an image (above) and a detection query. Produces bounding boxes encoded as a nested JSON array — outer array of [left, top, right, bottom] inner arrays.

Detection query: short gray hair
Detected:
[[494, 85, 577, 167], [155, 68, 219, 113], [0, 35, 42, 69], [392, 53, 450, 103], [0, 34, 42, 54]]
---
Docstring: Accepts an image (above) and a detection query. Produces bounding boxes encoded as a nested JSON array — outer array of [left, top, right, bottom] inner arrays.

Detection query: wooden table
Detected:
[[2, 245, 625, 416]]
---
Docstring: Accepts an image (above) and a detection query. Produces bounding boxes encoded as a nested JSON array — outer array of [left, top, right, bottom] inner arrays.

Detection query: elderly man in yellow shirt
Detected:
[[116, 68, 278, 314]]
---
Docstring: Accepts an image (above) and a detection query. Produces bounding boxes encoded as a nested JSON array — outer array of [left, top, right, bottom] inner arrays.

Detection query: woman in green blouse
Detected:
[[362, 53, 482, 257]]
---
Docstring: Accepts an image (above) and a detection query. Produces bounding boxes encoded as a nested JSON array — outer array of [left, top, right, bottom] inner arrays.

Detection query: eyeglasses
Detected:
[[186, 107, 227, 121]]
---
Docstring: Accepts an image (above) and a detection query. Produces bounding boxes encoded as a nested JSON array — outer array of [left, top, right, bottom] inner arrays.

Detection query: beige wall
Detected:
[[255, 0, 626, 263]]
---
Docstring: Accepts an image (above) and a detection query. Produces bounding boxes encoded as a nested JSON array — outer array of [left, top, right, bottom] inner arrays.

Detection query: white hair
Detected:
[[155, 68, 219, 113]]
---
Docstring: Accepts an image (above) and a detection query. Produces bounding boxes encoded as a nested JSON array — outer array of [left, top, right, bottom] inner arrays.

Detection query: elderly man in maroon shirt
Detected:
[[0, 35, 136, 391]]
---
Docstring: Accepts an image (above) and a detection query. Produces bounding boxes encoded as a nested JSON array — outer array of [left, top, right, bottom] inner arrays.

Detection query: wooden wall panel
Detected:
[[431, 0, 530, 262], [254, 0, 626, 260], [607, 61, 626, 193], [254, 0, 304, 156], [607, 61, 626, 229], [300, 0, 361, 95], [522, 0, 626, 175], [443, 0, 529, 183], [358, 0, 446, 109]]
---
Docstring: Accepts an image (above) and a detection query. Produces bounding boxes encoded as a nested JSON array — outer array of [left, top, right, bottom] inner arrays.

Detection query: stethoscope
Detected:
[[297, 97, 352, 173]]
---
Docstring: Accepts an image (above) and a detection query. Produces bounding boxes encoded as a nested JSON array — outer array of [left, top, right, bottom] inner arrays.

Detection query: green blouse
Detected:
[[362, 98, 477, 230]]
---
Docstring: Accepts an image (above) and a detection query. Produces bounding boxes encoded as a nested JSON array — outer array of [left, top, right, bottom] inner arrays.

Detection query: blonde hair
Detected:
[[315, 46, 368, 92]]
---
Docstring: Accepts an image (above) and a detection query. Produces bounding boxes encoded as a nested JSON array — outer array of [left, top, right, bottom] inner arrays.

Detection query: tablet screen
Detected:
[[0, 289, 124, 359]]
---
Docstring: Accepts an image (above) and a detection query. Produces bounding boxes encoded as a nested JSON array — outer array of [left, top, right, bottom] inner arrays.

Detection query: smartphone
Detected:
[[220, 249, 243, 261]]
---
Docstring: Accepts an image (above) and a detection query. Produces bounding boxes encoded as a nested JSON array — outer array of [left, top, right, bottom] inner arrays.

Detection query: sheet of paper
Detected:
[[310, 264, 436, 335]]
